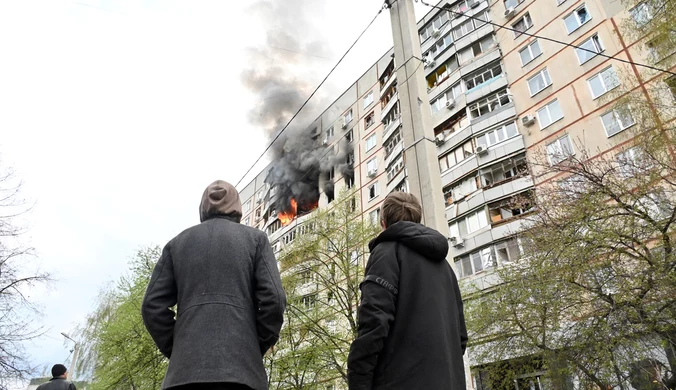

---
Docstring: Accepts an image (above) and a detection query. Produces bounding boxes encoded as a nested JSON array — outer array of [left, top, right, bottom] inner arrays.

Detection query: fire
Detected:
[[279, 198, 298, 226], [277, 198, 319, 226]]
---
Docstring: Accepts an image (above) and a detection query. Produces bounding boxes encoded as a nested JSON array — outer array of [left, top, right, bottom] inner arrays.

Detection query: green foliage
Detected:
[[76, 247, 167, 390], [266, 190, 380, 389]]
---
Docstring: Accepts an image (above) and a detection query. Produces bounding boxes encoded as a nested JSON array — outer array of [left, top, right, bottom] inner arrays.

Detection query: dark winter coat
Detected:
[[347, 221, 468, 390], [36, 378, 76, 390], [142, 181, 286, 390]]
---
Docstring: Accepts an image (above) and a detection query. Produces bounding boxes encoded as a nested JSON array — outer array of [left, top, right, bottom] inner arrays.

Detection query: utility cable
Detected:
[[235, 2, 390, 188], [417, 0, 676, 77]]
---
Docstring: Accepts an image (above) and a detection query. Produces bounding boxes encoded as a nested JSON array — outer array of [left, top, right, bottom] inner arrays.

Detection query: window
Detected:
[[564, 5, 590, 34], [394, 180, 408, 193], [346, 151, 355, 166], [326, 126, 334, 139], [449, 176, 480, 202], [454, 239, 522, 278], [346, 129, 354, 143], [370, 208, 381, 225], [639, 190, 671, 220], [365, 111, 375, 128], [479, 155, 528, 187], [363, 91, 374, 108], [666, 76, 676, 100], [512, 13, 533, 38], [457, 35, 495, 64], [346, 176, 355, 189], [426, 33, 454, 59], [438, 140, 474, 172], [576, 34, 604, 64], [465, 62, 503, 91], [366, 134, 377, 151], [504, 0, 523, 9], [476, 121, 519, 147], [301, 294, 317, 309], [243, 217, 250, 226], [366, 158, 378, 174], [588, 66, 620, 99], [449, 208, 489, 238], [527, 68, 552, 96], [426, 55, 459, 88], [384, 129, 403, 156], [387, 157, 405, 182], [616, 147, 647, 178], [546, 135, 574, 165], [537, 99, 564, 129], [283, 229, 297, 245], [630, 2, 652, 26], [419, 9, 450, 42], [431, 82, 464, 112], [468, 90, 512, 119], [344, 109, 353, 124], [601, 109, 635, 137], [298, 268, 314, 285], [368, 183, 379, 200], [451, 12, 488, 41], [255, 208, 262, 220], [243, 200, 251, 212], [519, 40, 542, 65]]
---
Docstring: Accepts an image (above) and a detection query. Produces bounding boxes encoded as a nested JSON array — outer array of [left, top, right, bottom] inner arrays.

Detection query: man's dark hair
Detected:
[[51, 364, 67, 378], [381, 192, 422, 227]]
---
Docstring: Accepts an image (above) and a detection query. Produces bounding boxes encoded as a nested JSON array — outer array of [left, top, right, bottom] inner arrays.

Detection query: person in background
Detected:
[[142, 180, 286, 390], [347, 191, 468, 390], [36, 364, 76, 390]]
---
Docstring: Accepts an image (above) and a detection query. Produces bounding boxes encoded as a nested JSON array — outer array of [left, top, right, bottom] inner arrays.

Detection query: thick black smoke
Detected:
[[241, 1, 352, 214]]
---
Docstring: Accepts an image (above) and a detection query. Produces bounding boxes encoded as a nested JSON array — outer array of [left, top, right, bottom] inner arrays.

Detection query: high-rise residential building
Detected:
[[239, 0, 669, 388]]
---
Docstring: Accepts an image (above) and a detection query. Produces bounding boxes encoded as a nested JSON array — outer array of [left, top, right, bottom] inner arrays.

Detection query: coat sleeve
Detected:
[[253, 233, 286, 355], [347, 244, 400, 390], [451, 267, 468, 354], [141, 244, 177, 358]]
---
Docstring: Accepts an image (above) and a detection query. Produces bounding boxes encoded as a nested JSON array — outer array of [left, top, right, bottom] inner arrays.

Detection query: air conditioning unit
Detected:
[[435, 133, 446, 145], [504, 7, 515, 19], [322, 138, 329, 146], [522, 115, 536, 127], [341, 121, 348, 130], [425, 58, 436, 68], [432, 28, 441, 38], [476, 144, 489, 156], [445, 99, 456, 109], [449, 235, 464, 247], [367, 169, 377, 178]]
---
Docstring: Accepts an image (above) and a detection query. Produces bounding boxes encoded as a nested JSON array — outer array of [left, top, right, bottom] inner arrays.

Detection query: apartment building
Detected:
[[238, 0, 666, 388]]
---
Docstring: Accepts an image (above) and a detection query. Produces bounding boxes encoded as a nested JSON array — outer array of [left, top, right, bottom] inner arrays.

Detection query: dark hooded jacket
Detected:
[[347, 221, 467, 390], [142, 181, 286, 390]]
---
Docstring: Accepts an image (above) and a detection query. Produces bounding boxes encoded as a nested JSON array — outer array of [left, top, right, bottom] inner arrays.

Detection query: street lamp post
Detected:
[[60, 332, 79, 381]]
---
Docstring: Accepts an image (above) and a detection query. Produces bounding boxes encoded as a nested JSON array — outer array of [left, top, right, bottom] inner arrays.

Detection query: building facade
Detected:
[[238, 0, 668, 388]]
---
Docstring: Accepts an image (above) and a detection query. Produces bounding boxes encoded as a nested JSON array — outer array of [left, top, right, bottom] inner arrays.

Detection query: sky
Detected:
[[0, 0, 428, 383]]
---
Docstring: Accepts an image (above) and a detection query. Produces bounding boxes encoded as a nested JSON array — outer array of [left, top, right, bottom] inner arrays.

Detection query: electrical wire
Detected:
[[416, 0, 676, 77], [235, 2, 390, 188]]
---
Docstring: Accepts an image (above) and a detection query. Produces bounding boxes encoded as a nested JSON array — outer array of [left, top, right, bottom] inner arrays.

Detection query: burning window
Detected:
[[346, 151, 355, 166], [346, 176, 355, 189]]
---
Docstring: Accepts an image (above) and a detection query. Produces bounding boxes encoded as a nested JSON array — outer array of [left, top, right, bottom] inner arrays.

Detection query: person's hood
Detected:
[[369, 221, 448, 262], [199, 180, 242, 223]]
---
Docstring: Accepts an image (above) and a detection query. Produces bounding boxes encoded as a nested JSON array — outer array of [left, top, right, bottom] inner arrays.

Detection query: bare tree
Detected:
[[0, 157, 48, 387]]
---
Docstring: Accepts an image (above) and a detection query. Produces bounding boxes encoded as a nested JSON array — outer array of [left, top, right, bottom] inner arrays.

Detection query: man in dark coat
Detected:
[[36, 364, 76, 390], [347, 192, 468, 390], [142, 180, 286, 390]]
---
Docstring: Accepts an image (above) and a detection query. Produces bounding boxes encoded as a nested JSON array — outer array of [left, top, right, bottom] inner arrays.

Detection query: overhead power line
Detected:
[[417, 0, 676, 77], [235, 3, 390, 188]]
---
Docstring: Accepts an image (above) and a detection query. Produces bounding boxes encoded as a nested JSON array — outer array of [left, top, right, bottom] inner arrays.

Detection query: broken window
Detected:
[[368, 183, 379, 200], [576, 34, 603, 64], [564, 5, 590, 34], [365, 111, 375, 128], [488, 191, 534, 224], [449, 175, 480, 202], [346, 175, 355, 189], [479, 155, 528, 187], [512, 13, 533, 38], [346, 129, 354, 143]]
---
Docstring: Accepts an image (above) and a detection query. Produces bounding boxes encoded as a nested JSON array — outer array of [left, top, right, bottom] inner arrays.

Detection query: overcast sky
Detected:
[[0, 0, 427, 383]]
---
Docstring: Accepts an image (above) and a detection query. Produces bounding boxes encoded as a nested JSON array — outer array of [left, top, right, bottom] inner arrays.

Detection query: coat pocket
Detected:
[[178, 293, 245, 316]]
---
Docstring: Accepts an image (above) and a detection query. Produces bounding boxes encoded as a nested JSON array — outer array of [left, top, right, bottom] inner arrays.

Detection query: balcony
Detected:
[[454, 22, 494, 53], [382, 114, 402, 143], [385, 142, 404, 168], [387, 168, 408, 193], [446, 175, 534, 221], [459, 48, 501, 78], [432, 93, 467, 129], [380, 74, 397, 99], [476, 135, 526, 168], [441, 155, 478, 188], [449, 0, 489, 31], [380, 92, 399, 120], [465, 73, 508, 105], [471, 103, 517, 135], [448, 217, 528, 258], [437, 125, 472, 157]]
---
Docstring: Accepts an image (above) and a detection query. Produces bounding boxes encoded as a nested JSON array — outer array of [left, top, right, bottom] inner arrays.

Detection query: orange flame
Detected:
[[278, 198, 298, 226]]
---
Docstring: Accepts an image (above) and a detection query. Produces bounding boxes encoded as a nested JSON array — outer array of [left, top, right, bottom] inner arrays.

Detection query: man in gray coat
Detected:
[[142, 180, 286, 390]]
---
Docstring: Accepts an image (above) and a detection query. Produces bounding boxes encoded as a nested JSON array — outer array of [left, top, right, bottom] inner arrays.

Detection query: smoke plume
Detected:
[[241, 1, 353, 214]]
